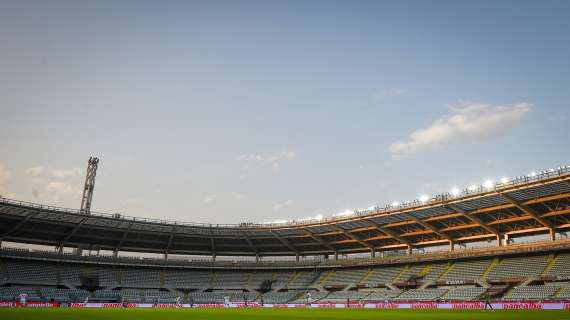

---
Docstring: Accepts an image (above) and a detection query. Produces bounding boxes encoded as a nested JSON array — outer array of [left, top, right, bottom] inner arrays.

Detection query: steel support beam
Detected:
[[331, 225, 374, 250], [400, 213, 450, 240], [271, 232, 299, 254], [242, 231, 259, 256], [1, 213, 37, 240], [59, 217, 88, 247], [114, 222, 133, 255], [447, 203, 499, 235], [499, 193, 552, 228], [301, 228, 336, 252], [165, 225, 177, 259], [365, 218, 411, 246]]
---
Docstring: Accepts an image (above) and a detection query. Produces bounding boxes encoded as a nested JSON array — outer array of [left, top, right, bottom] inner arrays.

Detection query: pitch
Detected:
[[0, 308, 568, 320]]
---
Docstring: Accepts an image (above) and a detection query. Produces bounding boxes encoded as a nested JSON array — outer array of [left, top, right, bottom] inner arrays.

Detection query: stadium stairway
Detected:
[[553, 286, 566, 299], [475, 278, 490, 289], [318, 270, 334, 286], [436, 262, 454, 281], [392, 265, 410, 283], [481, 258, 499, 282], [541, 253, 559, 276], [360, 268, 375, 284], [386, 283, 400, 292], [285, 271, 301, 289], [419, 280, 435, 290]]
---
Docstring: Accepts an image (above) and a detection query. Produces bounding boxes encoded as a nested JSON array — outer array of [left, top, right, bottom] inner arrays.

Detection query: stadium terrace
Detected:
[[1, 165, 570, 310]]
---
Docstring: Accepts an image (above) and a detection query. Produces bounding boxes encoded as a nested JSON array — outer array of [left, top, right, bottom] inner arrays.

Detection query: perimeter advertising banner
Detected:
[[2, 301, 570, 310]]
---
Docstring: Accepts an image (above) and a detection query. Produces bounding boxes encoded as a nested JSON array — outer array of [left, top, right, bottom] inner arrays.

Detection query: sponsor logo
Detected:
[[410, 302, 438, 309], [452, 302, 484, 310], [501, 302, 543, 310]]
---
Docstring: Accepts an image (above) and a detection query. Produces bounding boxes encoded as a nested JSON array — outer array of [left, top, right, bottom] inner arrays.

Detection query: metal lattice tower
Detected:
[[80, 157, 99, 214]]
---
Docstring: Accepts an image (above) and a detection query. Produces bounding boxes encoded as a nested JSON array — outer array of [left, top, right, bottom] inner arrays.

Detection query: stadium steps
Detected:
[[386, 283, 400, 292], [420, 264, 430, 277], [318, 270, 335, 286], [553, 286, 566, 299], [159, 271, 165, 287], [392, 265, 410, 283], [502, 286, 516, 299], [520, 276, 537, 287], [437, 262, 454, 281], [245, 272, 254, 287], [475, 278, 491, 289], [285, 271, 301, 288], [481, 258, 500, 281], [360, 268, 375, 284], [210, 272, 217, 288], [419, 280, 435, 290], [541, 253, 558, 276]]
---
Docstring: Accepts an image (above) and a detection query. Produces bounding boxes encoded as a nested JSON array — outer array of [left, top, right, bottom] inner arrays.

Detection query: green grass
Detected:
[[1, 308, 570, 320]]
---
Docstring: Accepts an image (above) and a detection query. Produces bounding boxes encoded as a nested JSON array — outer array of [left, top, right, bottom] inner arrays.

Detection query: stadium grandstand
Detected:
[[1, 164, 570, 308]]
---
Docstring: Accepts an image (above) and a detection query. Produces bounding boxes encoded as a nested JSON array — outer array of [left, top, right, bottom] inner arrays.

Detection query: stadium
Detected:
[[1, 163, 570, 320], [2, 1, 570, 319]]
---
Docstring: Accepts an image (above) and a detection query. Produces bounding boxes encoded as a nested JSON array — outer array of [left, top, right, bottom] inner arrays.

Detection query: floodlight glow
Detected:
[[450, 188, 460, 196], [367, 206, 376, 211], [483, 179, 494, 189], [529, 171, 537, 177], [419, 195, 429, 203], [391, 202, 400, 207], [500, 177, 509, 184], [315, 214, 323, 220], [468, 184, 478, 191]]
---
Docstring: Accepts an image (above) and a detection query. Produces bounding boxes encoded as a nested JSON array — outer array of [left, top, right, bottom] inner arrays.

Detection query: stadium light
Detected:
[[529, 171, 537, 177], [500, 177, 509, 184], [419, 195, 429, 203], [391, 201, 400, 207], [468, 184, 478, 192], [315, 214, 323, 220], [483, 179, 494, 189], [450, 188, 460, 196]]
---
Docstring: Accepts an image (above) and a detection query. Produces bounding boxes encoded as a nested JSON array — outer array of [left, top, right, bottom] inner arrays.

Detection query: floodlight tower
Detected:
[[80, 157, 99, 214]]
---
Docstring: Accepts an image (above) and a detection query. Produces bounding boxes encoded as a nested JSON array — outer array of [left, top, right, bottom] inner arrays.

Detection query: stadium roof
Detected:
[[0, 167, 569, 258]]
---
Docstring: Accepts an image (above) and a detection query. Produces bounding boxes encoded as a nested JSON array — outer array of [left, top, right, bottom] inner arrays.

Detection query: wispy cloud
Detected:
[[272, 200, 294, 211], [236, 151, 297, 175], [24, 165, 84, 203], [375, 88, 407, 100], [203, 195, 216, 204], [389, 102, 531, 158], [0, 165, 13, 197], [232, 192, 246, 201]]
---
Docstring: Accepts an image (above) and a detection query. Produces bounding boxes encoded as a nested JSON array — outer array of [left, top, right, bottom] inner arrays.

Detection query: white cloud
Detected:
[[0, 165, 12, 196], [272, 200, 294, 211], [375, 88, 407, 100], [44, 181, 80, 202], [236, 151, 297, 172], [203, 195, 216, 204], [25, 166, 44, 177], [389, 102, 531, 158], [232, 192, 246, 201], [24, 165, 84, 203], [51, 167, 82, 178]]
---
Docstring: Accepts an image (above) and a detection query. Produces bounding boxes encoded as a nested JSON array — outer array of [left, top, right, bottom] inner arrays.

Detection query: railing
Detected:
[[0, 164, 568, 229], [2, 237, 570, 269]]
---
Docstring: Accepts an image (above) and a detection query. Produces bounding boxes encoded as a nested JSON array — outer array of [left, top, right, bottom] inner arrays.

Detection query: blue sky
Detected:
[[0, 0, 569, 224]]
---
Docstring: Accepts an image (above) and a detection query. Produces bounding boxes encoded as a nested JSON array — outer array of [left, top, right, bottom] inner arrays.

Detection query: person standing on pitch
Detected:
[[18, 293, 28, 308], [483, 293, 493, 311]]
